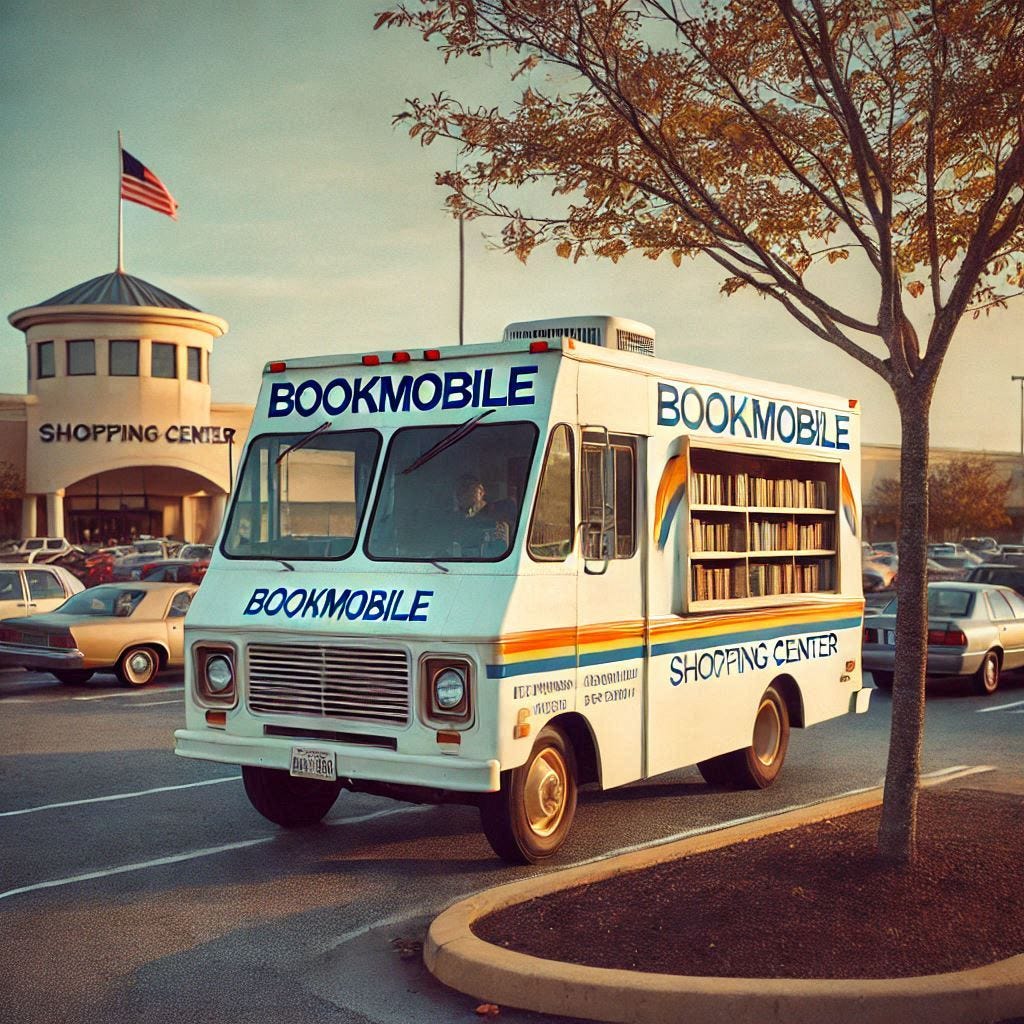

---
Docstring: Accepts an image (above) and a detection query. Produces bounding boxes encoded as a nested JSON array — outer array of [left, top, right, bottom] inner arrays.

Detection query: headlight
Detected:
[[433, 667, 466, 709], [205, 655, 233, 693], [421, 656, 473, 724], [194, 645, 237, 706]]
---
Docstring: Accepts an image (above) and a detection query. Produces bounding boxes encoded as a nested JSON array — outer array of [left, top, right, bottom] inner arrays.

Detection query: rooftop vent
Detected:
[[502, 315, 655, 357]]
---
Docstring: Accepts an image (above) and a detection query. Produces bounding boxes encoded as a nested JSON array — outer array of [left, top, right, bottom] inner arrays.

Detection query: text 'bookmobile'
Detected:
[[174, 315, 871, 862]]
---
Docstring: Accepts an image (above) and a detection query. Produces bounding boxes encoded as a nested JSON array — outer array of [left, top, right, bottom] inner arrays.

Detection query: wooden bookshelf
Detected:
[[686, 447, 839, 608]]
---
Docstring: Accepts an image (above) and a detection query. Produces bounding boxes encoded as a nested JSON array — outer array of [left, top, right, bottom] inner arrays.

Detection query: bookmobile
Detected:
[[174, 315, 871, 863]]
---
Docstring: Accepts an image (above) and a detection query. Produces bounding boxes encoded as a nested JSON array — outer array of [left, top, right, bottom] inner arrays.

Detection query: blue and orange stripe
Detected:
[[486, 600, 864, 678]]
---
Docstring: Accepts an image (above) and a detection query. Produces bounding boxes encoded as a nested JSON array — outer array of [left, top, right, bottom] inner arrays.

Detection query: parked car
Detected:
[[967, 563, 1024, 596], [996, 543, 1024, 566], [111, 552, 163, 581], [0, 582, 197, 686], [862, 581, 1024, 695], [0, 563, 85, 620], [177, 543, 213, 561], [0, 537, 81, 565], [870, 541, 898, 556], [141, 558, 209, 584], [961, 536, 1001, 556], [862, 554, 896, 592]]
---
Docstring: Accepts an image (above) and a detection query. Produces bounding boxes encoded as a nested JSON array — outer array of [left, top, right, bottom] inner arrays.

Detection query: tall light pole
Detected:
[[1013, 376, 1024, 456]]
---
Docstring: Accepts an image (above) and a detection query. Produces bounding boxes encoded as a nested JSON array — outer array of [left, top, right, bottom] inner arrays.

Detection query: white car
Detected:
[[0, 563, 85, 620], [14, 537, 76, 563]]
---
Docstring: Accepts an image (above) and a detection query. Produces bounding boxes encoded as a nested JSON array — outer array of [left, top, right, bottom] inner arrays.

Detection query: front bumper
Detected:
[[0, 643, 86, 671], [173, 728, 501, 793]]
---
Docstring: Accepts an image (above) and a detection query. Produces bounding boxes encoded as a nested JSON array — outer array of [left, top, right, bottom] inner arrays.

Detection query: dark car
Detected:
[[967, 563, 1024, 597], [140, 559, 209, 584]]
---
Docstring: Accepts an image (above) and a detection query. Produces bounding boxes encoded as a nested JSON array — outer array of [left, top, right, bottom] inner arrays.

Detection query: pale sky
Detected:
[[1, 0, 1020, 451]]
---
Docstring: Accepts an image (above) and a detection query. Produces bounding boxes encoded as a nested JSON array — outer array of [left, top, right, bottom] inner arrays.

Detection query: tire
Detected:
[[973, 650, 1000, 696], [479, 725, 578, 864], [871, 671, 894, 691], [242, 765, 343, 827], [116, 646, 160, 686], [52, 669, 94, 685], [698, 685, 790, 790]]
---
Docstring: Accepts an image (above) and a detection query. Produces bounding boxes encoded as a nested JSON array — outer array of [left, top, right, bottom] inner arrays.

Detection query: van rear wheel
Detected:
[[479, 725, 577, 864], [697, 684, 790, 790], [242, 765, 342, 827]]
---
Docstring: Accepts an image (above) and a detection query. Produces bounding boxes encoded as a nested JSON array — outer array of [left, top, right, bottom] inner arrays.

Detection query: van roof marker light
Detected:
[[529, 340, 550, 353], [849, 398, 859, 409], [267, 361, 287, 373], [392, 351, 412, 363], [362, 354, 381, 366], [424, 349, 441, 361]]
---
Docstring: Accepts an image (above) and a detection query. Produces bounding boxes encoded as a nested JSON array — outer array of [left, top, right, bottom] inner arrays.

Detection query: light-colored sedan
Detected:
[[0, 563, 84, 620], [862, 582, 1024, 695], [0, 582, 196, 686]]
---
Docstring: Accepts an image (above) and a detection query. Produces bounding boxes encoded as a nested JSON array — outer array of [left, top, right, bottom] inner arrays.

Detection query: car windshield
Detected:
[[366, 422, 538, 561], [59, 587, 146, 617], [882, 588, 975, 617], [224, 429, 381, 560]]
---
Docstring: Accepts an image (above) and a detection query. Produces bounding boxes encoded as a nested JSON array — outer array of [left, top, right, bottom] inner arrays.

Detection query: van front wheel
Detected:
[[242, 765, 342, 827], [479, 725, 577, 864]]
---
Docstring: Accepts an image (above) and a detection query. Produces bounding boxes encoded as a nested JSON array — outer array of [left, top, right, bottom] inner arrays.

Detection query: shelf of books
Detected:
[[686, 446, 839, 609]]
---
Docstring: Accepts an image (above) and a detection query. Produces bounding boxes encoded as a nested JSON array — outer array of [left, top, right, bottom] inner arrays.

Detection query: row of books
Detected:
[[748, 559, 834, 596], [690, 518, 744, 553], [691, 565, 748, 601], [747, 519, 833, 552], [691, 471, 831, 509]]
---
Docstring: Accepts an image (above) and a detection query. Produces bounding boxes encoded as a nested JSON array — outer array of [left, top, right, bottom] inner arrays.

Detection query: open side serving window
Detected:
[[684, 442, 840, 610]]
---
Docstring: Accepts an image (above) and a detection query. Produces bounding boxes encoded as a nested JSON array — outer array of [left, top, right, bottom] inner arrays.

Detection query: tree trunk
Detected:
[[877, 388, 931, 865]]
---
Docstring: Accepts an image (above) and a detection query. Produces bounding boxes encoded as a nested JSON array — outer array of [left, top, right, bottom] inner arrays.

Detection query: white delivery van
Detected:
[[175, 315, 870, 863]]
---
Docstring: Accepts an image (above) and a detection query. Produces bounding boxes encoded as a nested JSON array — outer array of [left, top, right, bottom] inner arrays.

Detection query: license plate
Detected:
[[289, 747, 336, 781], [883, 630, 896, 646]]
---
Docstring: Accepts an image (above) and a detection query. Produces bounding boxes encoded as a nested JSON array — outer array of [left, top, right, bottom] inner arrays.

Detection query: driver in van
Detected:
[[454, 474, 511, 550]]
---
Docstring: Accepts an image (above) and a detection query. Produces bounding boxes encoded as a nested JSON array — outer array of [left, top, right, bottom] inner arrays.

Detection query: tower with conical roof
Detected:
[[6, 268, 247, 544]]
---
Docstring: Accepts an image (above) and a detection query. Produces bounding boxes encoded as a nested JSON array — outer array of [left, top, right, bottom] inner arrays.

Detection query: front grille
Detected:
[[247, 644, 410, 726]]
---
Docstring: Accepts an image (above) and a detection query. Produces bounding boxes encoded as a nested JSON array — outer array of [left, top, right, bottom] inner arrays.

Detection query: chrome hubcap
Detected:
[[753, 697, 782, 766], [524, 748, 568, 837]]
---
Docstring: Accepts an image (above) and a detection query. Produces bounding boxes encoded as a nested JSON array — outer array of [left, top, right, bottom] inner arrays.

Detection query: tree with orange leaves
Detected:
[[377, 0, 1024, 865]]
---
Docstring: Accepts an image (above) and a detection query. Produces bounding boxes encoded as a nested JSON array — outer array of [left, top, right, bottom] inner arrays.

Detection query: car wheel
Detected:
[[117, 646, 159, 686], [973, 651, 1000, 696], [479, 725, 578, 864], [698, 685, 790, 790], [52, 670, 94, 685], [242, 765, 343, 827], [871, 671, 894, 691]]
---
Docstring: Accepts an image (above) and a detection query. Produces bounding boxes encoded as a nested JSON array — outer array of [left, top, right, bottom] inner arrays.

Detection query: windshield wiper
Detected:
[[400, 409, 495, 475], [428, 560, 450, 574], [276, 420, 332, 463]]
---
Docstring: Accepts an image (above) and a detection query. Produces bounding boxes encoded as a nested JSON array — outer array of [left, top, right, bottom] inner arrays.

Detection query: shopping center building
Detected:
[[1, 270, 252, 545]]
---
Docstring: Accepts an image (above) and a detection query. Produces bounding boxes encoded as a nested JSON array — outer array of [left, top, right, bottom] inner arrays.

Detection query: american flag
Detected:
[[120, 149, 178, 219]]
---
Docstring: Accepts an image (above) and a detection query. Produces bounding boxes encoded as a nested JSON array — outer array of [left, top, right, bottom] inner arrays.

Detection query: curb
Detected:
[[425, 768, 1024, 1024]]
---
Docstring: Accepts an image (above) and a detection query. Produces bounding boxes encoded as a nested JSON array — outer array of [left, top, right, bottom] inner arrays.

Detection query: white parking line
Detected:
[[131, 698, 183, 706], [0, 775, 241, 818], [977, 698, 1024, 713], [0, 804, 430, 903], [73, 686, 184, 702]]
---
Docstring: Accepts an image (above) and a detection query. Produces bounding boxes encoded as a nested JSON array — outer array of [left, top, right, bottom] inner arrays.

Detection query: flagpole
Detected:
[[117, 130, 124, 273]]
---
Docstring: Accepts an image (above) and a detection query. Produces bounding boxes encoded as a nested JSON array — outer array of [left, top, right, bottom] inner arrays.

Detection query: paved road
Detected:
[[1, 665, 1022, 1024]]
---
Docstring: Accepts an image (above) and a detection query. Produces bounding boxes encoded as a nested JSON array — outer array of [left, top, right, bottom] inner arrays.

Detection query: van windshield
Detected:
[[224, 429, 381, 560], [366, 422, 537, 562]]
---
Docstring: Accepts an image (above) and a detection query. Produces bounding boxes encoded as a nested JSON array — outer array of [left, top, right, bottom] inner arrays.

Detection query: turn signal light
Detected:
[[513, 707, 531, 739], [927, 628, 967, 647], [49, 632, 76, 649], [205, 710, 227, 728]]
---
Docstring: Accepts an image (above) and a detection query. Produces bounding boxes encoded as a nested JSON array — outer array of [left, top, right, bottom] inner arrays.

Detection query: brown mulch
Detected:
[[473, 788, 1024, 979]]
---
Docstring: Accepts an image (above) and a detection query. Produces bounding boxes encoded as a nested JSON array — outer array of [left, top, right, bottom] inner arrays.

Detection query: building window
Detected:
[[152, 342, 177, 379], [187, 346, 202, 382], [67, 339, 96, 376], [110, 340, 140, 376], [37, 341, 55, 379]]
